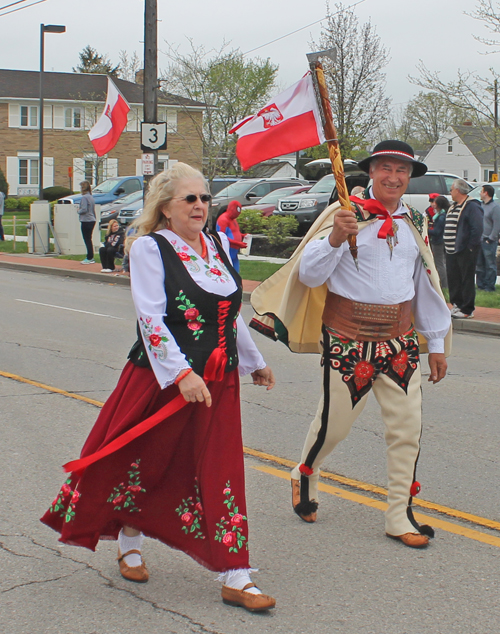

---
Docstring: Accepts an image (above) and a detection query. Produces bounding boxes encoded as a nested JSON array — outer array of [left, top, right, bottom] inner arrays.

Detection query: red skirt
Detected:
[[40, 362, 250, 572]]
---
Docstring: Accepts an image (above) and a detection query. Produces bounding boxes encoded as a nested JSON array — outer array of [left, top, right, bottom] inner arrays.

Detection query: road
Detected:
[[1, 268, 499, 634]]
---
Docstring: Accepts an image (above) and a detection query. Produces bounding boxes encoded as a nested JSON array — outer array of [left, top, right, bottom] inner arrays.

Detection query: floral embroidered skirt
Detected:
[[40, 362, 250, 572]]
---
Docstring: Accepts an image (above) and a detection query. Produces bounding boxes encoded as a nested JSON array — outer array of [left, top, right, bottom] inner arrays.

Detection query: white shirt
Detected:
[[130, 229, 266, 389], [299, 197, 451, 353]]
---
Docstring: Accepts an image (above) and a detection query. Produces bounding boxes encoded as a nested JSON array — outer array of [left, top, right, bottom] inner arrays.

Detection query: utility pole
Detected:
[[143, 0, 158, 194], [494, 79, 498, 179]]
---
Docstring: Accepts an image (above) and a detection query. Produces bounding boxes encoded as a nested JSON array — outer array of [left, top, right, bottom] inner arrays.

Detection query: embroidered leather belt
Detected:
[[322, 292, 412, 342]]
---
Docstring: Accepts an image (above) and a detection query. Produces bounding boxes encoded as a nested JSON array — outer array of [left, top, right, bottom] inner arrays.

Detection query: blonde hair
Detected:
[[80, 180, 92, 194], [106, 219, 120, 236], [126, 163, 208, 251]]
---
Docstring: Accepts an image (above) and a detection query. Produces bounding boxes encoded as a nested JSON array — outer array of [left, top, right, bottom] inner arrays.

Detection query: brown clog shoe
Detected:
[[291, 478, 318, 523], [221, 583, 276, 612], [386, 532, 430, 548], [117, 548, 149, 583]]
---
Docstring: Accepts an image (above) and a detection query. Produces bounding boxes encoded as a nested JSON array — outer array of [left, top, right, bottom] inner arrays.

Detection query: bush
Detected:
[[264, 215, 299, 247], [4, 196, 38, 211], [238, 208, 268, 234], [43, 186, 73, 201]]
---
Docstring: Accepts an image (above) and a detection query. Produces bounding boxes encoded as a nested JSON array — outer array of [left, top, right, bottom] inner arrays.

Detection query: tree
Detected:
[[161, 42, 278, 180], [118, 50, 141, 82], [310, 2, 391, 157], [0, 166, 8, 196], [73, 45, 120, 77], [468, 0, 500, 50]]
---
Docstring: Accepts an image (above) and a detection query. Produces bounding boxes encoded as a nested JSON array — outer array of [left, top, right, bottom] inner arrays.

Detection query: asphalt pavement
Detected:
[[1, 265, 500, 634]]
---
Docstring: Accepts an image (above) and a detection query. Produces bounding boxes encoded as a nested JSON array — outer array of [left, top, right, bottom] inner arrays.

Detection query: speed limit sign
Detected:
[[141, 122, 167, 151]]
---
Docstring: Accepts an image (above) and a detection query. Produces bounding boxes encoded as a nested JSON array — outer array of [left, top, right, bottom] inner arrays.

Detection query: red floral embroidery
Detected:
[[175, 478, 205, 539], [49, 477, 80, 523], [354, 360, 375, 388], [210, 267, 222, 276], [187, 321, 202, 331], [391, 351, 408, 377], [148, 333, 162, 347], [176, 291, 205, 340], [215, 481, 248, 553], [178, 252, 190, 261], [184, 307, 200, 320], [107, 459, 146, 513]]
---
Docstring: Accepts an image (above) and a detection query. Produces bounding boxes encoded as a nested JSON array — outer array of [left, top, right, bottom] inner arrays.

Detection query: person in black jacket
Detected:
[[444, 179, 484, 319], [428, 195, 450, 288], [99, 219, 124, 273]]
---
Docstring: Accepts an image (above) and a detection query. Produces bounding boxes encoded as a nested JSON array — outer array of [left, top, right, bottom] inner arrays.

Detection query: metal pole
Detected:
[[39, 24, 44, 201], [494, 79, 498, 178], [143, 0, 158, 194]]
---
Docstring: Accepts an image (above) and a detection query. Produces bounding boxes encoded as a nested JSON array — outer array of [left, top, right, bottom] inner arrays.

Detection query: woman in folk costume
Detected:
[[250, 141, 452, 549], [41, 163, 276, 612]]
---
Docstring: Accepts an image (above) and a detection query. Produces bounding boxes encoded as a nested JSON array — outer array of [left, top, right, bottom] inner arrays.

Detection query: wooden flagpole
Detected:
[[308, 52, 359, 270]]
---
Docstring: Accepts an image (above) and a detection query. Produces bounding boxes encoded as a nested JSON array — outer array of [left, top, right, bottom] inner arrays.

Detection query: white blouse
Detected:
[[299, 199, 451, 353], [130, 229, 266, 389]]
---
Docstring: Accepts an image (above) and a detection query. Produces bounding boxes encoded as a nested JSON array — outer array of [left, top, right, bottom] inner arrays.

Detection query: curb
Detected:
[[1, 259, 499, 336]]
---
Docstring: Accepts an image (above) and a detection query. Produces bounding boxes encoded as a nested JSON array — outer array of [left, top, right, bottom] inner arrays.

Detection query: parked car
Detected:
[[210, 177, 240, 197], [117, 198, 144, 226], [99, 190, 143, 227], [401, 172, 471, 213], [209, 177, 309, 229], [468, 182, 500, 201], [274, 161, 369, 234], [58, 176, 144, 206], [242, 185, 311, 216]]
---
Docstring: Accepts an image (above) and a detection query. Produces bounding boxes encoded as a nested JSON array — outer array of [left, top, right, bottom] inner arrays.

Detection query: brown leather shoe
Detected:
[[386, 532, 430, 548], [221, 583, 276, 612], [117, 548, 149, 583], [291, 478, 318, 523]]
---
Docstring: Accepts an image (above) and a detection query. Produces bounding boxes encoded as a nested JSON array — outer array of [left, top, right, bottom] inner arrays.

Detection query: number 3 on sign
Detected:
[[141, 122, 167, 151]]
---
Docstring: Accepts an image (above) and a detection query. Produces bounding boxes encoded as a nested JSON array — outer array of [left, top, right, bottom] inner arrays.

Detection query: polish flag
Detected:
[[88, 77, 130, 157], [230, 73, 326, 171]]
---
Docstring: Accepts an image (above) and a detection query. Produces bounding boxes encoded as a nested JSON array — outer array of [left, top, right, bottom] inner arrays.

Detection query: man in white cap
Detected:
[[288, 140, 451, 548]]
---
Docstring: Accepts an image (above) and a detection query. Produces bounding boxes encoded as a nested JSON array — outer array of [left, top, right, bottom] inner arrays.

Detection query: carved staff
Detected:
[[307, 50, 359, 270]]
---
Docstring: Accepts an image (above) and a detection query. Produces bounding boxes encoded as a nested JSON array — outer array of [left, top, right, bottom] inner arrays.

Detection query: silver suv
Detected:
[[401, 172, 470, 213], [208, 177, 309, 229]]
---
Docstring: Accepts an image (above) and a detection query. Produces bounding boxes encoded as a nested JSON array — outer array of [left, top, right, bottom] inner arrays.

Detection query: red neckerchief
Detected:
[[349, 196, 404, 239]]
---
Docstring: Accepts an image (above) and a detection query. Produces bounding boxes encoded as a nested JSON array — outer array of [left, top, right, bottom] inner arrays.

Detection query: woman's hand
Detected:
[[177, 370, 212, 407], [251, 366, 276, 390]]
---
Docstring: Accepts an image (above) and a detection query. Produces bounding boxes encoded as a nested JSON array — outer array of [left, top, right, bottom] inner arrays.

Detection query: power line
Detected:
[[242, 0, 367, 56], [0, 0, 48, 17]]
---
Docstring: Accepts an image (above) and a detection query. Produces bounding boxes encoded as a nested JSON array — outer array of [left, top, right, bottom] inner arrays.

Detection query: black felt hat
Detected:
[[357, 140, 427, 178]]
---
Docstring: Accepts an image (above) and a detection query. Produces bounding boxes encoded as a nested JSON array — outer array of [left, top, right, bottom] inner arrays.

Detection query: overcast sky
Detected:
[[1, 0, 499, 108]]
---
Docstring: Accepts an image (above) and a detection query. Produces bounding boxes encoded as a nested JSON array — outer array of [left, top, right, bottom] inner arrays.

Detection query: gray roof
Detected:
[[0, 69, 204, 108], [453, 125, 498, 164]]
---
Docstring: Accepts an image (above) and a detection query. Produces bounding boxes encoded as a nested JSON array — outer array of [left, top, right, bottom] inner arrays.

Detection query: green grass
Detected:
[[0, 240, 29, 253], [443, 286, 500, 309], [2, 212, 29, 237], [239, 260, 284, 281]]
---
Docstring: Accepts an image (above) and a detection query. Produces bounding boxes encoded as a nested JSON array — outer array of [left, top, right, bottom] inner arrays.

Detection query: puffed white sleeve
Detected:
[[299, 236, 346, 287], [129, 236, 191, 388], [411, 255, 452, 354]]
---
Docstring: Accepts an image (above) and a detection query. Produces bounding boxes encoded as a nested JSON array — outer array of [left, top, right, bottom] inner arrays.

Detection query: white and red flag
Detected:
[[88, 77, 130, 157], [229, 72, 326, 171]]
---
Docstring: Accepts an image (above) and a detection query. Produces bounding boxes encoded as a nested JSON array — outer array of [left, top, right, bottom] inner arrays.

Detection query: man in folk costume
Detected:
[[251, 140, 452, 548]]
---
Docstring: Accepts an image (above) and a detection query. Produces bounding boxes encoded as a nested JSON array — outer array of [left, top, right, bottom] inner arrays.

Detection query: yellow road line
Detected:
[[3, 369, 500, 536], [253, 465, 500, 549], [0, 370, 104, 408]]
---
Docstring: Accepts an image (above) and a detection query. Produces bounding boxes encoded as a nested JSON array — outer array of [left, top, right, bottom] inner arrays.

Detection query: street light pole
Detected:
[[39, 24, 65, 201]]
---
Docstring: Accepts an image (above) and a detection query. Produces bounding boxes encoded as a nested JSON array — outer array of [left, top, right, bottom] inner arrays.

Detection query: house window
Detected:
[[20, 106, 38, 127], [463, 169, 468, 179], [65, 107, 83, 129], [158, 107, 177, 133], [447, 139, 453, 153], [19, 158, 39, 185], [484, 169, 490, 181]]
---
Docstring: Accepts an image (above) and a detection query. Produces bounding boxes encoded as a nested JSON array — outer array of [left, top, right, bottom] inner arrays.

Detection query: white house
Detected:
[[424, 125, 498, 182]]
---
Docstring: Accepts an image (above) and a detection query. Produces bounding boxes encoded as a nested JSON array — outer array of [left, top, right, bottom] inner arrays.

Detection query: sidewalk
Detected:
[[1, 251, 499, 337]]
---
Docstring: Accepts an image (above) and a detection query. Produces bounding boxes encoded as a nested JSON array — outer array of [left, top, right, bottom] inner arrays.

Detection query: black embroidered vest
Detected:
[[129, 231, 242, 377]]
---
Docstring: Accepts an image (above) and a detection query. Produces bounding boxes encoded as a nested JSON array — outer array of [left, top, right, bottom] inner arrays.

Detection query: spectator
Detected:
[[78, 181, 96, 264], [476, 184, 500, 292], [428, 195, 450, 288], [0, 190, 5, 241], [425, 192, 440, 220], [445, 179, 483, 319], [99, 220, 124, 273], [216, 200, 247, 272]]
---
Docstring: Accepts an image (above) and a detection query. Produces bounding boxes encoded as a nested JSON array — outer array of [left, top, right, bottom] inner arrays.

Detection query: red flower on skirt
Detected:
[[128, 485, 142, 493], [181, 512, 195, 526], [222, 531, 236, 546], [61, 483, 71, 496], [113, 495, 125, 506], [148, 334, 162, 347], [231, 513, 243, 527], [195, 502, 203, 514]]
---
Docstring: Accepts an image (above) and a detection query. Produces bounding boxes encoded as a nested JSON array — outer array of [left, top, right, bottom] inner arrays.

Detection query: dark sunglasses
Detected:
[[174, 194, 212, 204]]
